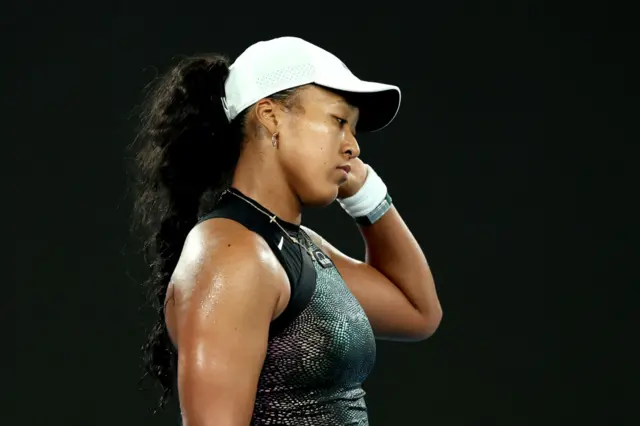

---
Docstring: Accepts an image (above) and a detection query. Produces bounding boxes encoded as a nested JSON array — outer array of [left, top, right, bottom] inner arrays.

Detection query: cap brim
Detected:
[[314, 79, 401, 133]]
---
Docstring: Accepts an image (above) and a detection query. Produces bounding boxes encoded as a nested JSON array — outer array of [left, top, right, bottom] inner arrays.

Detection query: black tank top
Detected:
[[198, 188, 376, 426]]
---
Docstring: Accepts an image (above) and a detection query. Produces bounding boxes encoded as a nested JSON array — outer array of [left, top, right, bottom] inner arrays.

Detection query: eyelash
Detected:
[[335, 117, 348, 126]]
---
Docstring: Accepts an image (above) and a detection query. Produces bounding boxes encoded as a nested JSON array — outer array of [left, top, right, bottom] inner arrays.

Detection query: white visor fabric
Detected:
[[221, 36, 401, 132]]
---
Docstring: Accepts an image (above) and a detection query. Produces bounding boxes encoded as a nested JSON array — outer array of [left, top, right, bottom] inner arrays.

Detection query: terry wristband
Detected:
[[338, 165, 393, 225]]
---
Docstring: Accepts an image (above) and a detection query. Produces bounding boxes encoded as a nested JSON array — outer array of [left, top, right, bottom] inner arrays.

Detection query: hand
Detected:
[[337, 158, 368, 199]]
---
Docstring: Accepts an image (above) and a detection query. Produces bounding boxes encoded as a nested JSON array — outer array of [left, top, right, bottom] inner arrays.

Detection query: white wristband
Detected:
[[338, 165, 388, 218]]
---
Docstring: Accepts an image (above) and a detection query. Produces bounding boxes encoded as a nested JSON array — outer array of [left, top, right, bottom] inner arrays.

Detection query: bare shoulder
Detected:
[[165, 218, 291, 422], [175, 218, 287, 292], [166, 218, 290, 343]]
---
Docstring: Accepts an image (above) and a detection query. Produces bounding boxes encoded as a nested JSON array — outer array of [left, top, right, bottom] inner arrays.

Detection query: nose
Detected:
[[343, 136, 360, 160]]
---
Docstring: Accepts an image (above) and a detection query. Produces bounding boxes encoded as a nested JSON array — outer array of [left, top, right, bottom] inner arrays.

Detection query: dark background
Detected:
[[9, 3, 635, 426]]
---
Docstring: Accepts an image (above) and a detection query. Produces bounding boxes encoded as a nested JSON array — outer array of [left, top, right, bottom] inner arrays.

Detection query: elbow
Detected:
[[416, 306, 443, 341], [425, 308, 443, 338], [394, 307, 443, 342]]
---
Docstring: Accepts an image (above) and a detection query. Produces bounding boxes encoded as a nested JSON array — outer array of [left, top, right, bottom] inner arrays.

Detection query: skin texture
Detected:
[[164, 85, 442, 425], [166, 220, 290, 426], [230, 85, 362, 223]]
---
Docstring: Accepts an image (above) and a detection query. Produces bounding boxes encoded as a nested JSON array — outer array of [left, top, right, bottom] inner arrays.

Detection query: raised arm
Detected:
[[166, 220, 290, 426]]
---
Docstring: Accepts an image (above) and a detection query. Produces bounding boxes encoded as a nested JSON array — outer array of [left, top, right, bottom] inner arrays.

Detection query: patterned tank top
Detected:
[[198, 188, 376, 425]]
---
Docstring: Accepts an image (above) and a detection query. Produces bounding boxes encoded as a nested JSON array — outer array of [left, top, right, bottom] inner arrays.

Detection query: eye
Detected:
[[334, 116, 348, 126]]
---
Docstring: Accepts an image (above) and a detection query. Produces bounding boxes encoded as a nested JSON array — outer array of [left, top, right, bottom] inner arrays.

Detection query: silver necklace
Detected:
[[224, 189, 316, 260]]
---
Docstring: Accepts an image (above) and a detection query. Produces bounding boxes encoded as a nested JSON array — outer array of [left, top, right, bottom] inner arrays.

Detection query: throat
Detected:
[[231, 147, 303, 224], [229, 184, 302, 228]]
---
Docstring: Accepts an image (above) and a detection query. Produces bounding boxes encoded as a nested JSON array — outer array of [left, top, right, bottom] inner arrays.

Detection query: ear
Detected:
[[253, 98, 282, 135]]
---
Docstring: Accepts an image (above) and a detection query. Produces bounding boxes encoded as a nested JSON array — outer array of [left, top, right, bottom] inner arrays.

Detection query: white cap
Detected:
[[221, 36, 401, 132]]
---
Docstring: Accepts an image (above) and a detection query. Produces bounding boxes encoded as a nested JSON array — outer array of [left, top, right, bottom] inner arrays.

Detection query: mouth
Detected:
[[336, 164, 351, 174]]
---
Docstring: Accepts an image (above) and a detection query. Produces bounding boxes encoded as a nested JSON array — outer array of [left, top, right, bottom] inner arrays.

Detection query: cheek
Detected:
[[283, 118, 344, 181], [282, 125, 341, 205], [301, 121, 339, 156], [285, 121, 333, 160], [302, 118, 332, 137]]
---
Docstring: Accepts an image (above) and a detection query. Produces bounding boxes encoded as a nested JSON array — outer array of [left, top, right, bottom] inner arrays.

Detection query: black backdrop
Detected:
[[10, 3, 635, 426]]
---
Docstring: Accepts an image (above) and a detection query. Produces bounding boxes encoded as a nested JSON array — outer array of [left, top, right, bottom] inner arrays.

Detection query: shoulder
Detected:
[[171, 217, 290, 310], [187, 217, 274, 264]]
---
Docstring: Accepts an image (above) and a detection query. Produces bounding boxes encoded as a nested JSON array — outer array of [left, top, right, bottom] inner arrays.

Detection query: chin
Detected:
[[300, 185, 339, 208]]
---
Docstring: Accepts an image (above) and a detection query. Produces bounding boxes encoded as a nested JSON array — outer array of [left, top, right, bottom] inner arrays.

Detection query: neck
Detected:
[[231, 147, 302, 225]]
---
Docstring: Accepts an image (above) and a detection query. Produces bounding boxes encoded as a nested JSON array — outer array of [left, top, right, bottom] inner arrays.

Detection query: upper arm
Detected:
[[301, 226, 429, 341], [169, 220, 288, 426]]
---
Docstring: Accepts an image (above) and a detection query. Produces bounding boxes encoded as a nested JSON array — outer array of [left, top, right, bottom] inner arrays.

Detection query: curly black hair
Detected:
[[130, 53, 298, 408]]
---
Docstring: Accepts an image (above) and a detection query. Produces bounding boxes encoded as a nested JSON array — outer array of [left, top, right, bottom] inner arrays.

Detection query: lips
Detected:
[[337, 164, 351, 174]]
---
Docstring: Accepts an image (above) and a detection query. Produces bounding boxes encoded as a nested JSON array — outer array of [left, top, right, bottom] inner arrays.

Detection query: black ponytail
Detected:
[[131, 52, 302, 409], [131, 53, 247, 407]]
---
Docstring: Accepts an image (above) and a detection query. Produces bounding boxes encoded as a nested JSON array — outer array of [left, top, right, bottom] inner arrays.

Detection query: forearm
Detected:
[[359, 207, 442, 326]]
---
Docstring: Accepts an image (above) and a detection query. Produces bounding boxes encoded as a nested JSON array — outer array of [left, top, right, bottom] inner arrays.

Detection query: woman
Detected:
[[132, 36, 442, 425]]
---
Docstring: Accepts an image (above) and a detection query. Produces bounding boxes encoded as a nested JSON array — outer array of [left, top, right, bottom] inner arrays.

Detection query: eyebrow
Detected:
[[332, 99, 359, 116]]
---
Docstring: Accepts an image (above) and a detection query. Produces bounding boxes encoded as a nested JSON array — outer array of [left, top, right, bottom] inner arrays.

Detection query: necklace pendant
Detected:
[[290, 236, 298, 244]]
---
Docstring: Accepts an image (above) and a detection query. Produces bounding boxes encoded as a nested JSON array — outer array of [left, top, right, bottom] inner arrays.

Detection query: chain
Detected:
[[223, 189, 316, 260]]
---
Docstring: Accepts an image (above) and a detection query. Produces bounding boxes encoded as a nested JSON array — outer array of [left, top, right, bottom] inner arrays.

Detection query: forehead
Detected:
[[299, 85, 359, 114]]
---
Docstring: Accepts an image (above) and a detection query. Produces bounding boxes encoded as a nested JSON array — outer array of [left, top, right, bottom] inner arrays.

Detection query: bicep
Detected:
[[173, 229, 286, 426], [303, 226, 426, 341]]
